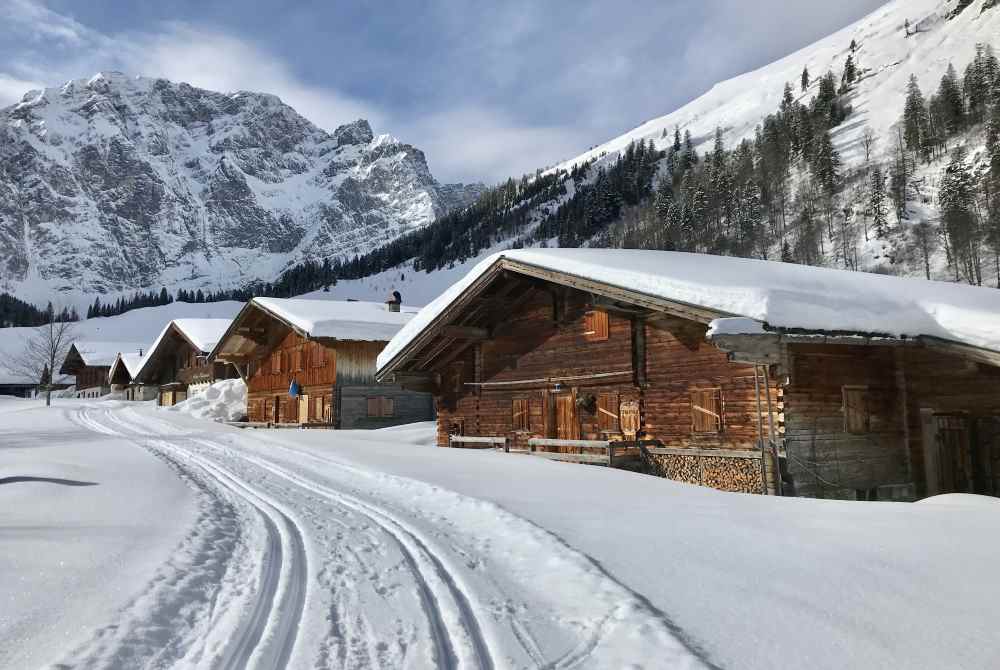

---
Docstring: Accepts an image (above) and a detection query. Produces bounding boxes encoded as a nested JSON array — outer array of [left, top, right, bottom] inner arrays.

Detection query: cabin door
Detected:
[[299, 394, 310, 423], [935, 414, 973, 494], [554, 394, 579, 441]]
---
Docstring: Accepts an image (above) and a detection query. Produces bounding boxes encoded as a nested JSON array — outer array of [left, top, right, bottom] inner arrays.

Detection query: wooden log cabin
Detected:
[[377, 249, 1000, 500], [59, 341, 146, 398], [109, 351, 157, 401], [133, 319, 238, 407], [210, 297, 434, 428]]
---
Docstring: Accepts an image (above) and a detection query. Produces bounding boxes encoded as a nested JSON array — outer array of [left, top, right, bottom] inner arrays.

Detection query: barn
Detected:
[[108, 351, 156, 401], [133, 319, 238, 407], [60, 341, 146, 399], [210, 297, 434, 428], [376, 249, 1000, 500]]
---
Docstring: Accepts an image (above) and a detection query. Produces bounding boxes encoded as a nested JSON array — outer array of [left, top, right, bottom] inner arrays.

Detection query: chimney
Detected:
[[386, 290, 402, 313]]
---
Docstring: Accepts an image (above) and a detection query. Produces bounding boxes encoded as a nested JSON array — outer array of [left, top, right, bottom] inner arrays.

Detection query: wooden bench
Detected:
[[448, 435, 508, 450]]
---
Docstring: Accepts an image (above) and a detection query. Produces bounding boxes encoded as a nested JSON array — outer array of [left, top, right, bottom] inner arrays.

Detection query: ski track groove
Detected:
[[114, 405, 493, 670], [83, 406, 308, 670]]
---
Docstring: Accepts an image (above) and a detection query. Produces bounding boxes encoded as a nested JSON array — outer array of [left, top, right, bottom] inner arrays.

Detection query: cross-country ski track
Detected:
[[58, 403, 707, 669]]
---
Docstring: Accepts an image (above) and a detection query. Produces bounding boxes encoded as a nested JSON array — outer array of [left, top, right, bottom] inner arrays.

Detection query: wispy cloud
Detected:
[[0, 0, 887, 183]]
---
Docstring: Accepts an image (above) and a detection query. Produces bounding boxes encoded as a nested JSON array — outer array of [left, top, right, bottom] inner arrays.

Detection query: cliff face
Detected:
[[0, 72, 483, 296]]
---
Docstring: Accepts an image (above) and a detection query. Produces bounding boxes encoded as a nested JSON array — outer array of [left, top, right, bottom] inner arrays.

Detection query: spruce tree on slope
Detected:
[[801, 66, 810, 92], [903, 75, 932, 162], [940, 147, 982, 284], [938, 64, 966, 134]]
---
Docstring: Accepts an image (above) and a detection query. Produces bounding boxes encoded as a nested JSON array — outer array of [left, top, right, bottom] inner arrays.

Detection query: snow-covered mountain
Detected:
[[0, 72, 483, 302], [554, 0, 997, 174]]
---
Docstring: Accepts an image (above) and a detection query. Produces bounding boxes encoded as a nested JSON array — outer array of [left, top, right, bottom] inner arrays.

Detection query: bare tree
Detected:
[[862, 127, 876, 164], [10, 309, 76, 407]]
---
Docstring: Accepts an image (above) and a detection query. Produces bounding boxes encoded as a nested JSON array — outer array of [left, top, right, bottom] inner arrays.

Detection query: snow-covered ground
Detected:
[[3, 396, 999, 669]]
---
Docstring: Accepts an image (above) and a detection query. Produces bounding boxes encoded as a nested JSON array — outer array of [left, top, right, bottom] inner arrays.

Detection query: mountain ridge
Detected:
[[0, 71, 484, 303]]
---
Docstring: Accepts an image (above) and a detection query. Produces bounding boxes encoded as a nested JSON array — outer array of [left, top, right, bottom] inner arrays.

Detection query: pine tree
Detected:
[[938, 64, 966, 134], [903, 75, 932, 161], [842, 54, 857, 88], [940, 147, 982, 284], [870, 165, 889, 238], [811, 130, 840, 195], [965, 44, 999, 124], [801, 66, 810, 92]]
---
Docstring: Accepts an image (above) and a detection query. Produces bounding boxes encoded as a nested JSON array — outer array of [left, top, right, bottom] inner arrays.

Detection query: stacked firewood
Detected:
[[649, 454, 765, 493]]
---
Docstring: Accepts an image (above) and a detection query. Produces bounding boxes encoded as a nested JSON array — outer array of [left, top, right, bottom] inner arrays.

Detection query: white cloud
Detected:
[[0, 73, 44, 107], [402, 107, 589, 184], [126, 24, 384, 132]]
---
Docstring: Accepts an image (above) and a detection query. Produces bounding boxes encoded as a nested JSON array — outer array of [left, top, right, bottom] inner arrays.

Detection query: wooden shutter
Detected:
[[843, 386, 869, 434], [597, 393, 620, 432], [691, 389, 723, 433], [368, 397, 380, 417], [620, 400, 640, 438], [271, 350, 281, 374], [314, 343, 326, 368], [584, 310, 609, 341], [512, 398, 530, 431], [323, 396, 333, 422], [382, 397, 395, 417]]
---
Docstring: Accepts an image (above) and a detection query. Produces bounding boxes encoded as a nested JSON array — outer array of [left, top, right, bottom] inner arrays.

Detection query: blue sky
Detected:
[[0, 0, 885, 183]]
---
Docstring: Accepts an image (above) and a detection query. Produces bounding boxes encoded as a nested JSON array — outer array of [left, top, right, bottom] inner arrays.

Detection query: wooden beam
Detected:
[[442, 325, 489, 340]]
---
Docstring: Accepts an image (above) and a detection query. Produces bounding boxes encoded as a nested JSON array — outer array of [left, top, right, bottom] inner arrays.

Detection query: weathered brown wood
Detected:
[[442, 325, 490, 340]]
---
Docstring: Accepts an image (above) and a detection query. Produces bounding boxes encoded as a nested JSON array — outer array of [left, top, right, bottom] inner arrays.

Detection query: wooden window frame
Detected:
[[597, 392, 620, 433], [512, 398, 530, 432], [584, 309, 610, 342], [842, 385, 870, 434], [368, 396, 395, 418], [691, 387, 724, 434]]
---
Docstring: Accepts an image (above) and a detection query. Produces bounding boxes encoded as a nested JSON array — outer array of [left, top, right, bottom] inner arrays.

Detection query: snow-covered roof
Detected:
[[71, 341, 147, 368], [134, 318, 233, 380], [251, 297, 419, 341], [376, 249, 1000, 372], [108, 351, 145, 382], [170, 319, 233, 353]]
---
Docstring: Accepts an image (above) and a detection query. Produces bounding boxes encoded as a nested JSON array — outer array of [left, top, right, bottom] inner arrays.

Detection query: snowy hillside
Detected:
[[0, 72, 483, 304], [553, 0, 997, 173]]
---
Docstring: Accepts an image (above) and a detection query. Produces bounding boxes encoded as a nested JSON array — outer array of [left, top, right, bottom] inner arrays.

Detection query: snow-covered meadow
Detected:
[[2, 395, 999, 669]]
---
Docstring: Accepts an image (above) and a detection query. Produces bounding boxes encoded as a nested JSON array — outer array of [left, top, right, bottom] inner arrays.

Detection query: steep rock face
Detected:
[[0, 72, 484, 295]]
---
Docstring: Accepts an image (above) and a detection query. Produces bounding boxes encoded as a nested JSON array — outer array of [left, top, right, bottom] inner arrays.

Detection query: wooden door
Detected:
[[974, 417, 1000, 496], [555, 395, 578, 440], [273, 395, 281, 423], [936, 414, 972, 493]]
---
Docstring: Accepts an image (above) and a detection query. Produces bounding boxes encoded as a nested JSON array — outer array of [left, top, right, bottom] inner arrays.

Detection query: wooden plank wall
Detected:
[[246, 329, 338, 424], [434, 286, 779, 494], [783, 343, 908, 499], [339, 384, 435, 429]]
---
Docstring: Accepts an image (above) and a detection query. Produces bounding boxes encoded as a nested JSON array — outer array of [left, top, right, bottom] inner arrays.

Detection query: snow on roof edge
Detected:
[[376, 249, 1000, 374]]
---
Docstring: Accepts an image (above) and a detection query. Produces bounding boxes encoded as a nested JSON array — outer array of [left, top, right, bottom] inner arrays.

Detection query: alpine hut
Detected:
[[210, 297, 434, 428], [108, 351, 155, 401], [133, 319, 237, 406], [60, 341, 146, 398], [376, 249, 1000, 501]]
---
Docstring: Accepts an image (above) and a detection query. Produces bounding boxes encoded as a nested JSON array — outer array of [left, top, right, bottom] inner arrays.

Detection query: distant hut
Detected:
[[210, 297, 434, 428], [133, 319, 237, 407], [108, 350, 155, 401], [60, 341, 146, 398]]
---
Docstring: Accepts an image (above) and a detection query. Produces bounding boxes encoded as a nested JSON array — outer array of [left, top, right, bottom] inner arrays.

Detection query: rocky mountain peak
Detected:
[[0, 73, 485, 299]]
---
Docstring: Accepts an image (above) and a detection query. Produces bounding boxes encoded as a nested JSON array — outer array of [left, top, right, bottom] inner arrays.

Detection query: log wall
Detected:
[[434, 287, 779, 494]]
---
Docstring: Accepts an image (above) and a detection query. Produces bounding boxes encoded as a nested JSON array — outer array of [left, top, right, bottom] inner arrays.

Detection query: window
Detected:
[[368, 396, 395, 417], [843, 386, 869, 434], [311, 342, 327, 368], [691, 388, 723, 433], [584, 310, 609, 341], [271, 350, 282, 374], [597, 393, 620, 432], [512, 398, 530, 431]]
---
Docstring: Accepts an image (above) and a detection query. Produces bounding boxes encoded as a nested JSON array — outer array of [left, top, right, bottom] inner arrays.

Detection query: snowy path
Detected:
[[64, 403, 707, 669]]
